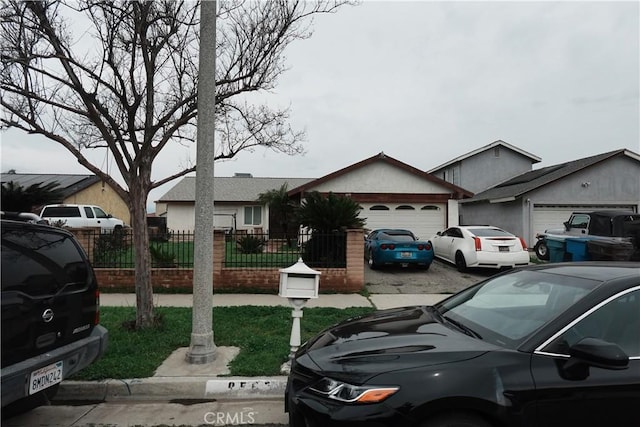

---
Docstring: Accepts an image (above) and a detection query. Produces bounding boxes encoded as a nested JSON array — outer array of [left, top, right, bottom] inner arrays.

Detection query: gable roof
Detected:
[[428, 140, 541, 173], [462, 149, 640, 203], [157, 176, 315, 203], [0, 173, 101, 200], [287, 152, 473, 198]]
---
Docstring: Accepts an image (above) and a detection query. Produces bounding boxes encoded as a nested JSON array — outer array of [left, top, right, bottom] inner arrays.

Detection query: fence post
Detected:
[[213, 230, 225, 285], [69, 228, 99, 262], [345, 229, 365, 291]]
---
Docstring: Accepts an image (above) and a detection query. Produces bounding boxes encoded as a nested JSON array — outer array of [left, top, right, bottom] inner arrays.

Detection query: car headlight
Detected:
[[309, 377, 399, 403]]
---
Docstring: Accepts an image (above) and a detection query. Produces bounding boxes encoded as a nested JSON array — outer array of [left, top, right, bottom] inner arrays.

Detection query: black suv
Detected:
[[1, 214, 108, 411]]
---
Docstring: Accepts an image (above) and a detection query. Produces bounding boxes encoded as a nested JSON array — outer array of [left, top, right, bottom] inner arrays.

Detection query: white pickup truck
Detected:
[[40, 204, 126, 233]]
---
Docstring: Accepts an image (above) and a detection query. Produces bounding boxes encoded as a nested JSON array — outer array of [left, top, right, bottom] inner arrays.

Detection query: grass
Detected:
[[71, 305, 375, 381]]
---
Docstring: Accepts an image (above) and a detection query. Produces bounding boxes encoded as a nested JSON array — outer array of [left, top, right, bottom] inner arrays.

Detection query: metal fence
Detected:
[[87, 229, 347, 269], [225, 230, 346, 268]]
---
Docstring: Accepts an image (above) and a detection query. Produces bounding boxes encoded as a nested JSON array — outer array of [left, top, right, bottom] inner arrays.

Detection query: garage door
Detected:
[[360, 203, 446, 241], [533, 205, 637, 239]]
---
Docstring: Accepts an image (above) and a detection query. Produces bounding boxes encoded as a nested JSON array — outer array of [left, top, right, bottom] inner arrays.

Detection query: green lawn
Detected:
[[71, 305, 375, 380]]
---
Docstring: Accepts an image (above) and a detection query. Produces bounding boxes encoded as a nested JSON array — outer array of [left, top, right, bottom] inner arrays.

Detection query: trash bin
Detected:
[[546, 236, 567, 263], [587, 238, 635, 261], [565, 237, 593, 262]]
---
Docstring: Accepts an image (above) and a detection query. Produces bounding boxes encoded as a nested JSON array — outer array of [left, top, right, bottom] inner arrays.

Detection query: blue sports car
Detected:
[[364, 229, 434, 270]]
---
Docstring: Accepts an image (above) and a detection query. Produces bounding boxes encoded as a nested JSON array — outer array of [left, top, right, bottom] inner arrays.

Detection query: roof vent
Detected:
[[234, 173, 253, 178]]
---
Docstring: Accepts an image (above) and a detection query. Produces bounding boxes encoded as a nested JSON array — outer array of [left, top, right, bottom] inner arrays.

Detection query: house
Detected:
[[287, 152, 472, 239], [0, 172, 130, 225], [156, 154, 473, 238], [155, 174, 314, 232], [456, 149, 640, 246], [428, 140, 542, 193]]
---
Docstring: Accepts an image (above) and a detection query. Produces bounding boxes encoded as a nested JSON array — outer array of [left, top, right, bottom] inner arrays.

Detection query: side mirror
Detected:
[[561, 337, 628, 380], [563, 221, 570, 231], [436, 231, 442, 236]]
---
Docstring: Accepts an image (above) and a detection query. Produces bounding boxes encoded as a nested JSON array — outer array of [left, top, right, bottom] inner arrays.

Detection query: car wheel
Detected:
[[422, 412, 492, 427], [455, 252, 467, 272], [368, 250, 378, 270], [534, 240, 549, 261]]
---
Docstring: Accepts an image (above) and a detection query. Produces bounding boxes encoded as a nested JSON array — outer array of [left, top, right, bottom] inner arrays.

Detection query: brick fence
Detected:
[[73, 229, 365, 293]]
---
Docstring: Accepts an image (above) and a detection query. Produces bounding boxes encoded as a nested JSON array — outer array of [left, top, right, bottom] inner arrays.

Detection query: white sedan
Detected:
[[432, 225, 531, 272]]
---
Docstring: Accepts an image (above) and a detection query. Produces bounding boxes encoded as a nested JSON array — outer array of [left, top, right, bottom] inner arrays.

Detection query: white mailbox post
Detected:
[[279, 258, 321, 369]]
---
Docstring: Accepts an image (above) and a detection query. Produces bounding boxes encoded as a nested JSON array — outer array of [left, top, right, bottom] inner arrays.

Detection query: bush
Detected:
[[237, 235, 264, 254], [150, 246, 177, 268], [303, 232, 346, 268], [93, 231, 129, 267]]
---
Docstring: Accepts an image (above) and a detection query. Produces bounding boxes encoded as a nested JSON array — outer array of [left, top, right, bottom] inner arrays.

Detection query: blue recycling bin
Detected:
[[546, 236, 567, 263], [565, 237, 593, 262]]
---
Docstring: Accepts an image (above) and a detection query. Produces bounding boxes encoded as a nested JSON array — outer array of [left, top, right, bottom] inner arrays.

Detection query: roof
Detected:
[[156, 176, 315, 203], [428, 140, 542, 173], [0, 173, 101, 200], [287, 152, 473, 198], [462, 149, 640, 203]]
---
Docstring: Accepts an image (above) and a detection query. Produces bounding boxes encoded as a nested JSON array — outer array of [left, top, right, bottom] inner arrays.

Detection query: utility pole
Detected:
[[187, 0, 217, 364]]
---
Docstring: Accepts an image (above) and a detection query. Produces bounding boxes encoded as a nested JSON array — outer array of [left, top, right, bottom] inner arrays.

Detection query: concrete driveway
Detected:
[[364, 259, 496, 294]]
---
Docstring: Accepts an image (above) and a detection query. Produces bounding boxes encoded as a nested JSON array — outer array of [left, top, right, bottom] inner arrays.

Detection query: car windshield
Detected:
[[436, 270, 599, 349]]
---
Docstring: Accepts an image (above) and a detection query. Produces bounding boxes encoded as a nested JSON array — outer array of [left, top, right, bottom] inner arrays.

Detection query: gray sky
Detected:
[[1, 0, 639, 211]]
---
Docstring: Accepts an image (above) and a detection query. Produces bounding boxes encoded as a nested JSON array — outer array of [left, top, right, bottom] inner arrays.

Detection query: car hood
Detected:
[[296, 306, 499, 383]]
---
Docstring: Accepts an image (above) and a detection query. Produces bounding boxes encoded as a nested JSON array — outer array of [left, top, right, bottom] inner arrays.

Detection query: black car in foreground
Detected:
[[286, 262, 640, 427]]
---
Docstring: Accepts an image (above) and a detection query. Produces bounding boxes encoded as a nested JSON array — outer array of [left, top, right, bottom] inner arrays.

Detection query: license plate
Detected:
[[401, 252, 412, 258], [29, 361, 63, 395], [499, 246, 509, 252]]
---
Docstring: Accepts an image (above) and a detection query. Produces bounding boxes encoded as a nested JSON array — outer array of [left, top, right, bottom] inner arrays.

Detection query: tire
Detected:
[[368, 250, 378, 270], [422, 412, 492, 427], [534, 240, 549, 261], [455, 252, 467, 272]]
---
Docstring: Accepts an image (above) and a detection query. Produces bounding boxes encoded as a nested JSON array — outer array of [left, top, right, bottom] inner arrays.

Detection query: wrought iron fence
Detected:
[[91, 230, 194, 269], [85, 229, 347, 269], [224, 230, 347, 269]]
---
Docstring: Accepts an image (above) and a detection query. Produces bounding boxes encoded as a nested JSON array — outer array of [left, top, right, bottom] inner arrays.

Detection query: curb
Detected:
[[55, 376, 288, 402]]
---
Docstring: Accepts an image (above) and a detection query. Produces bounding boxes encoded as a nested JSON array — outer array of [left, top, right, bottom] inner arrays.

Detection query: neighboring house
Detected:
[[287, 152, 472, 240], [457, 149, 640, 246], [0, 172, 130, 225], [155, 174, 314, 232], [429, 140, 542, 193]]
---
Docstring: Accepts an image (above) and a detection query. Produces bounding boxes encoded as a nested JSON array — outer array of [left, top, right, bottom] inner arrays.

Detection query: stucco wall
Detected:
[[311, 162, 450, 194]]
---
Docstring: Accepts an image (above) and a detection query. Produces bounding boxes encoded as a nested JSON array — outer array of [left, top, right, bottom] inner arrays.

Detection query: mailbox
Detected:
[[279, 258, 321, 299]]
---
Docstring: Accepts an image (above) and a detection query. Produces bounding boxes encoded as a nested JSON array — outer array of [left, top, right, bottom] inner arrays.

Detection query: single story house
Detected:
[[0, 172, 130, 225], [155, 174, 314, 232], [431, 146, 640, 246], [287, 152, 472, 239], [156, 153, 472, 239]]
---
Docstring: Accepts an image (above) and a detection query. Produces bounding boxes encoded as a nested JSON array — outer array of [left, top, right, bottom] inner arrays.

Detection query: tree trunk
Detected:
[[129, 178, 154, 329]]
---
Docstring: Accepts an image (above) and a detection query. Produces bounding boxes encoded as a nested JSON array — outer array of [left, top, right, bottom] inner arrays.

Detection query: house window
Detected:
[[370, 205, 390, 210], [421, 205, 441, 211], [244, 206, 262, 226], [396, 205, 415, 210]]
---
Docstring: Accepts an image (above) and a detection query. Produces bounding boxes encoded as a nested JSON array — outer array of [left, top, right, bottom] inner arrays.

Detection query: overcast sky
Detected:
[[1, 0, 639, 211]]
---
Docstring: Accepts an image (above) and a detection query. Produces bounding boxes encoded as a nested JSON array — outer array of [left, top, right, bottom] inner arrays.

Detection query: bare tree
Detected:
[[0, 0, 353, 328]]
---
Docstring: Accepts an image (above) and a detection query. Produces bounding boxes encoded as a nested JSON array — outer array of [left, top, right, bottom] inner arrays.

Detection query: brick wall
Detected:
[[84, 229, 365, 293]]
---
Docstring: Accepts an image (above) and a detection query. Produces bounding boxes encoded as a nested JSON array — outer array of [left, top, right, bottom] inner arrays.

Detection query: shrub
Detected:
[[237, 235, 264, 254], [150, 246, 177, 268]]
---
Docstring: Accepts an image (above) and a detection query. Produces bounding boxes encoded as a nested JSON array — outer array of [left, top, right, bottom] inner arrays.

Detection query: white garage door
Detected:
[[533, 205, 636, 238], [360, 203, 446, 241]]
